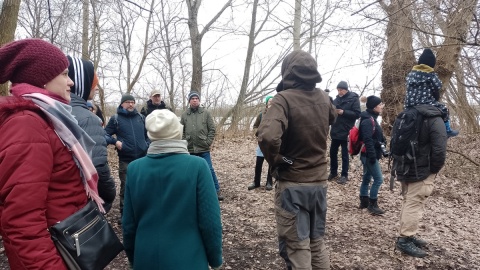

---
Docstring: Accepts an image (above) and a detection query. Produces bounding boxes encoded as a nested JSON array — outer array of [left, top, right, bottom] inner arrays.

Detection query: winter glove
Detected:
[[368, 157, 377, 165]]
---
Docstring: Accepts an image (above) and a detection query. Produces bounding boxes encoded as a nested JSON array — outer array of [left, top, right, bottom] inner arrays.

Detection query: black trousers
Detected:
[[329, 139, 349, 177], [254, 156, 273, 186]]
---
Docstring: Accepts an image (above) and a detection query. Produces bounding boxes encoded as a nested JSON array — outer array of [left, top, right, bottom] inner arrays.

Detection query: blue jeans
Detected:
[[359, 155, 384, 199], [329, 139, 349, 177], [192, 151, 220, 192]]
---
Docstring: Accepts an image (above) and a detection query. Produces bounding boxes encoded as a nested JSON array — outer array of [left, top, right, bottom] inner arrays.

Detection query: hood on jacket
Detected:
[[68, 56, 95, 101], [281, 50, 322, 91], [414, 104, 444, 118], [70, 93, 89, 109]]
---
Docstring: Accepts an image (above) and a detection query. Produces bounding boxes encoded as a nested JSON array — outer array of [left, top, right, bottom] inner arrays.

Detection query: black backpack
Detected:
[[390, 107, 424, 178]]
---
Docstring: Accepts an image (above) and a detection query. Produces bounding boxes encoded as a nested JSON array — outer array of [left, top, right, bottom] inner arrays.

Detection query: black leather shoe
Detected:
[[396, 237, 427, 258], [266, 183, 273, 191], [248, 183, 260, 190], [327, 174, 337, 181], [410, 236, 428, 247], [336, 175, 348, 185]]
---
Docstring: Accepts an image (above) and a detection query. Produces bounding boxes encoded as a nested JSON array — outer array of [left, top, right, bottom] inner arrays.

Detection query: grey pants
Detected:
[[275, 181, 330, 270]]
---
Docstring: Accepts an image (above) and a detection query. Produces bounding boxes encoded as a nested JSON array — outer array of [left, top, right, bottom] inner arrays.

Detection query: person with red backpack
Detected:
[[358, 96, 388, 215]]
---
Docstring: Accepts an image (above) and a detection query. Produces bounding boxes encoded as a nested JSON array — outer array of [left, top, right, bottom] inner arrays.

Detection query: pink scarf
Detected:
[[11, 84, 105, 213]]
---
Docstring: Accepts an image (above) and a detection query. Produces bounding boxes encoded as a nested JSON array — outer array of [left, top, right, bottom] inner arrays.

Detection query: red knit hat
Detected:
[[0, 39, 69, 88]]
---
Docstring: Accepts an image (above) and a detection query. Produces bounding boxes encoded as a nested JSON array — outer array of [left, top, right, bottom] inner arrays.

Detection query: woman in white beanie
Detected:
[[122, 109, 223, 270]]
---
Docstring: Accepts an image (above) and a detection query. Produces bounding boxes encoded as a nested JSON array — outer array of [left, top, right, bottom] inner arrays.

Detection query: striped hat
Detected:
[[67, 56, 95, 101]]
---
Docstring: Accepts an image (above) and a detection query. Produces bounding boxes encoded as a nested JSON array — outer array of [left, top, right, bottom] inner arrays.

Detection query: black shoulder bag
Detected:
[[49, 201, 124, 270]]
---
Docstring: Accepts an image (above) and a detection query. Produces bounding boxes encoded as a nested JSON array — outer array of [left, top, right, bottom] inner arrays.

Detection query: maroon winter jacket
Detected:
[[0, 97, 87, 269]]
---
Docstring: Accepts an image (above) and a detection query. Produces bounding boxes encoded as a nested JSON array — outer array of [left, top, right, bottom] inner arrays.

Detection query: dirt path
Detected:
[[0, 136, 478, 269]]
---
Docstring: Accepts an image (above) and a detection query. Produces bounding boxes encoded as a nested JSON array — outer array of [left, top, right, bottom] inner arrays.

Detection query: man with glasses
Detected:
[[105, 94, 149, 223], [328, 81, 361, 184]]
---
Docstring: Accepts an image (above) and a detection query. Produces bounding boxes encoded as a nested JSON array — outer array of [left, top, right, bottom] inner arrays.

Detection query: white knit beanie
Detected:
[[145, 110, 183, 140]]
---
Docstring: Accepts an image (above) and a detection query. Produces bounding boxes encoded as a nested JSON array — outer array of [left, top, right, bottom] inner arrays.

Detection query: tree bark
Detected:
[[0, 0, 21, 96], [82, 0, 89, 59], [293, 0, 302, 51], [379, 0, 415, 135], [228, 0, 259, 131]]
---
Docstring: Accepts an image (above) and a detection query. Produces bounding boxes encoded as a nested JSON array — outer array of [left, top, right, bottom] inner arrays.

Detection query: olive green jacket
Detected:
[[180, 106, 216, 153]]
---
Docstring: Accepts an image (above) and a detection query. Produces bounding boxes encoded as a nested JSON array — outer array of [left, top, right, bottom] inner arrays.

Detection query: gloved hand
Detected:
[[368, 157, 377, 165]]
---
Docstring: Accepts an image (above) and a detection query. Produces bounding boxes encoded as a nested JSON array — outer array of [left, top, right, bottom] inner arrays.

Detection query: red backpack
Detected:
[[348, 117, 375, 157]]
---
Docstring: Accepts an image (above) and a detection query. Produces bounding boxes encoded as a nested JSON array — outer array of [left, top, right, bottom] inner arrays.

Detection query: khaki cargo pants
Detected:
[[275, 180, 330, 270], [399, 174, 436, 237]]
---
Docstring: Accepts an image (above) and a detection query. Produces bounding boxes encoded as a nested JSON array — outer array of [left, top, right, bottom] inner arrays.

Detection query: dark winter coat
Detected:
[[330, 91, 361, 140], [70, 94, 107, 167], [359, 109, 386, 160], [395, 104, 447, 182], [123, 152, 222, 269], [180, 106, 216, 153], [105, 107, 149, 162], [140, 99, 171, 117], [257, 50, 337, 182], [404, 64, 442, 107], [0, 97, 87, 270]]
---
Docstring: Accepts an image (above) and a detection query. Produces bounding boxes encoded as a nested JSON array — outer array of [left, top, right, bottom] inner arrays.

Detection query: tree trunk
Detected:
[[82, 0, 89, 59], [228, 0, 259, 131], [293, 0, 302, 51], [0, 0, 21, 96], [434, 0, 478, 128], [379, 0, 415, 135]]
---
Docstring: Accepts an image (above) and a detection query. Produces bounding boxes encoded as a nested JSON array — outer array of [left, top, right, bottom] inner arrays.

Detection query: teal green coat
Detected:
[[123, 153, 222, 269]]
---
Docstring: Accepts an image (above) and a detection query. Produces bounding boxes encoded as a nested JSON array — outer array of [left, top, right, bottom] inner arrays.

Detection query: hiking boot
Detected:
[[336, 175, 348, 185], [396, 237, 428, 258], [248, 182, 260, 190], [410, 236, 428, 247], [367, 198, 385, 215], [447, 129, 459, 138], [266, 183, 273, 191], [327, 173, 337, 181], [359, 196, 369, 209]]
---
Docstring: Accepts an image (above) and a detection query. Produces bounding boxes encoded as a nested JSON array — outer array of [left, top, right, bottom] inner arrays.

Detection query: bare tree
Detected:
[[0, 0, 21, 96], [185, 0, 233, 95], [378, 0, 415, 135]]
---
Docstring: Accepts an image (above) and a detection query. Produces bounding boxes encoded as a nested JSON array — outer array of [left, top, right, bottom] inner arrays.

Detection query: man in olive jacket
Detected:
[[181, 92, 223, 201], [329, 81, 361, 184], [258, 50, 337, 270]]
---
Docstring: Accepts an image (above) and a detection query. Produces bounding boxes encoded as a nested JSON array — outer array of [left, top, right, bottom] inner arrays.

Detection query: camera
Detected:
[[380, 143, 390, 157]]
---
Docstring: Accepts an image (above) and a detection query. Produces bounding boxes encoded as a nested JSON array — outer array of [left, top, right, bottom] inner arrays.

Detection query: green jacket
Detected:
[[123, 152, 223, 269], [180, 106, 216, 153]]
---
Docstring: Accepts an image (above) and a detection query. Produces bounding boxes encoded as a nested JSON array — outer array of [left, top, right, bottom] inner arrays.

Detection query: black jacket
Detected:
[[359, 109, 385, 160], [105, 107, 149, 162], [395, 105, 447, 182], [330, 91, 361, 140], [140, 100, 170, 117]]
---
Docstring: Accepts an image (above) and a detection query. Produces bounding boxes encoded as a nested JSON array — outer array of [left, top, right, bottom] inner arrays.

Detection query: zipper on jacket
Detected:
[[72, 215, 100, 256]]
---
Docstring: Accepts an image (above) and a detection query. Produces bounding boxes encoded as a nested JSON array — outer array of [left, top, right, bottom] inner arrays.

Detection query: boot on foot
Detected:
[[359, 196, 369, 209], [396, 237, 427, 258], [367, 198, 385, 215]]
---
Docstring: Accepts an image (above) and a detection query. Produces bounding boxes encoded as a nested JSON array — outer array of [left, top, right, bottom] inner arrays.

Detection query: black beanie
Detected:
[[120, 94, 135, 104], [68, 56, 94, 101], [366, 95, 382, 109], [418, 48, 436, 68], [337, 81, 348, 90]]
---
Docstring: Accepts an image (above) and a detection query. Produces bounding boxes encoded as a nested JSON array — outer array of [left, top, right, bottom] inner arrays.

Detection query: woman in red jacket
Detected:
[[0, 39, 104, 269]]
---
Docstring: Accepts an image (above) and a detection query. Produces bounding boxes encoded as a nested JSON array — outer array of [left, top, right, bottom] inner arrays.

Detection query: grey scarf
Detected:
[[147, 139, 189, 155]]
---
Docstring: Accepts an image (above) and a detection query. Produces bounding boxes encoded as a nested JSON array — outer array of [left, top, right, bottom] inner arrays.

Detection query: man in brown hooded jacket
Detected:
[[258, 50, 337, 270]]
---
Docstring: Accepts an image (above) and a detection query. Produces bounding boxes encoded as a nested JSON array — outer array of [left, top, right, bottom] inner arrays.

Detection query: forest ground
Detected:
[[0, 134, 478, 270]]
